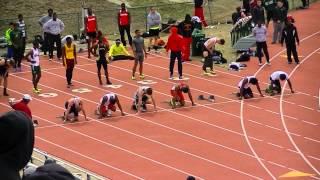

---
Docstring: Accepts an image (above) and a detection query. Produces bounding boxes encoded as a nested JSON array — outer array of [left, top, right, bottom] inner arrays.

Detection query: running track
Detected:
[[1, 3, 320, 179]]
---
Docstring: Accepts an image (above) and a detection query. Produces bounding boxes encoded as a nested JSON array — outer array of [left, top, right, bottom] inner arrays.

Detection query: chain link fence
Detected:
[[0, 0, 318, 42]]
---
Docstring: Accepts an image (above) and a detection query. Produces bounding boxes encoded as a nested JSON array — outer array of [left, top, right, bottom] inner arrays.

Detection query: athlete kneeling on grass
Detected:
[[238, 76, 264, 99], [269, 71, 294, 95], [97, 93, 125, 118], [132, 86, 156, 113], [64, 97, 87, 122], [170, 83, 195, 109]]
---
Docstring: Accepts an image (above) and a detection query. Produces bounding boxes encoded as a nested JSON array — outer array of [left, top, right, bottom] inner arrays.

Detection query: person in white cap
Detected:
[[9, 94, 32, 119]]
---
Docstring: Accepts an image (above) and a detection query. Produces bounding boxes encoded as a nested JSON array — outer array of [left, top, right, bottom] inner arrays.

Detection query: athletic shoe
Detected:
[[209, 70, 216, 75], [141, 108, 147, 112], [139, 74, 145, 79], [58, 58, 62, 61], [203, 71, 209, 76], [33, 88, 40, 94], [131, 76, 136, 80], [266, 62, 271, 65], [258, 63, 263, 66], [3, 92, 9, 96], [107, 109, 112, 117], [49, 58, 52, 61], [169, 75, 173, 79], [179, 76, 183, 79], [106, 81, 112, 85], [295, 61, 300, 64], [67, 85, 71, 88]]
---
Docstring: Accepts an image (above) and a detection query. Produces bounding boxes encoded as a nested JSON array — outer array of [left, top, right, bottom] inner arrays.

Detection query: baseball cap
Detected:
[[115, 39, 121, 43], [23, 94, 32, 101]]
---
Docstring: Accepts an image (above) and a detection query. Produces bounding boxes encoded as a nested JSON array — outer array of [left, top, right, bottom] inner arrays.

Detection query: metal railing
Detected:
[[29, 148, 107, 180]]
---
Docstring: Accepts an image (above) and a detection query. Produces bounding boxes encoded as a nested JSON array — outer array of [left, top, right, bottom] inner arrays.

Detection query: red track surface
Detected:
[[1, 3, 320, 179]]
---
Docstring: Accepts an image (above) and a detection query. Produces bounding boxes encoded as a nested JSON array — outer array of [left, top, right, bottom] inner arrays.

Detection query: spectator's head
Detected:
[[186, 176, 196, 180], [218, 39, 225, 45], [257, 0, 262, 6], [66, 37, 72, 45], [150, 6, 156, 13], [12, 23, 18, 30], [52, 13, 57, 21], [236, 6, 241, 12], [115, 39, 121, 46], [87, 8, 93, 15], [279, 74, 287, 80], [277, 0, 284, 7], [181, 84, 190, 93], [22, 94, 32, 104], [18, 14, 23, 21], [33, 41, 39, 49], [48, 8, 53, 17], [44, 158, 56, 165], [146, 87, 153, 95], [185, 14, 191, 22], [0, 111, 35, 179], [257, 20, 263, 27], [97, 30, 103, 38], [287, 15, 295, 24], [135, 29, 141, 36], [121, 3, 126, 10], [249, 78, 258, 85], [23, 163, 76, 180], [9, 22, 15, 29], [170, 26, 178, 34]]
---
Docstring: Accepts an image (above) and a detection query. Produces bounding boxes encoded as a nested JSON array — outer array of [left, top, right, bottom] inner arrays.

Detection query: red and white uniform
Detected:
[[119, 10, 130, 26], [171, 83, 185, 101], [99, 93, 116, 113], [86, 15, 97, 33]]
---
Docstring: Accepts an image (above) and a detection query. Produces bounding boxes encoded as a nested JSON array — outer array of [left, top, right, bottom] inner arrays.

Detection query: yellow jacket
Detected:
[[108, 44, 129, 56]]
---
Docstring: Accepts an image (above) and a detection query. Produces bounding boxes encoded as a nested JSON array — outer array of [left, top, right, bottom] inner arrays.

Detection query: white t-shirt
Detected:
[[31, 48, 40, 67], [253, 25, 267, 42], [270, 71, 288, 81], [238, 76, 256, 88]]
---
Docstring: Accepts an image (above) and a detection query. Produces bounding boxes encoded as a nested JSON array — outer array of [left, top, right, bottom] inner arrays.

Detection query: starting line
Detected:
[[72, 88, 92, 94]]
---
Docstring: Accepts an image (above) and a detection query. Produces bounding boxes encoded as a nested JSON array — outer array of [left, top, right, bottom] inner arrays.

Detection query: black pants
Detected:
[[22, 37, 26, 56], [203, 55, 213, 71], [132, 95, 148, 110], [256, 41, 270, 63], [43, 32, 49, 54], [66, 60, 75, 85], [170, 51, 183, 76], [48, 33, 62, 59], [302, 0, 309, 7], [243, 87, 253, 98], [270, 78, 281, 93], [112, 55, 135, 61], [119, 25, 132, 46], [13, 47, 23, 68], [266, 10, 273, 25], [286, 43, 299, 63]]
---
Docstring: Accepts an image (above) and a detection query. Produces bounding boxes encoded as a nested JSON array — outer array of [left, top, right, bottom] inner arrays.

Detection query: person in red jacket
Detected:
[[84, 8, 98, 58], [118, 3, 132, 46], [9, 94, 32, 119], [166, 26, 184, 79]]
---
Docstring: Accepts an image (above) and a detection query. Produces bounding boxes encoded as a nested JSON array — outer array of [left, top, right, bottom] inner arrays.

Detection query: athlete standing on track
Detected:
[[118, 3, 132, 47], [62, 37, 77, 88], [85, 8, 98, 58], [91, 39, 112, 85], [281, 15, 300, 64], [238, 76, 264, 99], [97, 93, 125, 118], [170, 83, 195, 109], [132, 29, 147, 80], [25, 41, 42, 94]]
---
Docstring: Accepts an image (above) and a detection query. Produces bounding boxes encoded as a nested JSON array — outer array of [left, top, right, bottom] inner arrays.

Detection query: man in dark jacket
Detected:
[[178, 14, 194, 62], [251, 0, 265, 25], [263, 0, 276, 27], [281, 16, 300, 64], [0, 111, 34, 180], [272, 0, 287, 43], [232, 7, 243, 24]]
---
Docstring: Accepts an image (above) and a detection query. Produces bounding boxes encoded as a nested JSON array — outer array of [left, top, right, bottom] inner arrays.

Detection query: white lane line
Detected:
[[267, 142, 284, 149], [267, 161, 286, 168], [298, 105, 315, 111], [265, 109, 279, 115], [302, 120, 318, 126], [248, 119, 263, 125], [264, 125, 282, 131], [304, 137, 320, 144], [280, 47, 320, 176]]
